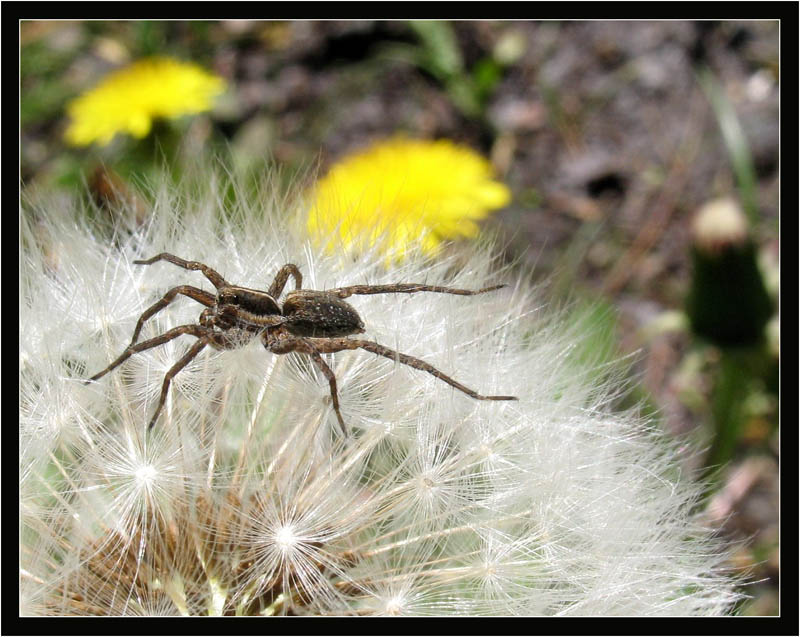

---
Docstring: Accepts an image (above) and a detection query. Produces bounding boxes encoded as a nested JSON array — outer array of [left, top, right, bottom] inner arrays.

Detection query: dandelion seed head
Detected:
[[20, 161, 743, 616]]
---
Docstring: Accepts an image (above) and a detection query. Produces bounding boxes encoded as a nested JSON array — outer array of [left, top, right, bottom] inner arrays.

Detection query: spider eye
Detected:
[[218, 290, 236, 304]]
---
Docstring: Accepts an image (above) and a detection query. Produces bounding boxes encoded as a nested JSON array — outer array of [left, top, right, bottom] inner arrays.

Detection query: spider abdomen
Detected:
[[282, 290, 365, 338]]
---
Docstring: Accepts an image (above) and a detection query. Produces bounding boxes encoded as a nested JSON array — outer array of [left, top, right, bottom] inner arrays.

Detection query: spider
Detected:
[[87, 253, 518, 434]]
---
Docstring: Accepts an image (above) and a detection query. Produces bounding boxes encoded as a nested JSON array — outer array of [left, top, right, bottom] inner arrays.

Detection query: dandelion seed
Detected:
[[384, 595, 406, 615], [134, 464, 157, 486], [274, 524, 297, 551]]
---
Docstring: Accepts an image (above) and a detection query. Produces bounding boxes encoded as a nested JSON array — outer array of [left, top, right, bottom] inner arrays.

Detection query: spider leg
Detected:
[[267, 263, 303, 299], [87, 324, 211, 383], [313, 338, 518, 402], [329, 282, 506, 299], [304, 346, 347, 436], [134, 253, 229, 289], [147, 339, 208, 429], [129, 285, 215, 347], [267, 336, 348, 436]]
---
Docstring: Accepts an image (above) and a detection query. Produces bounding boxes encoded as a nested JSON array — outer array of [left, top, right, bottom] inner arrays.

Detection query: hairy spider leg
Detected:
[[266, 335, 348, 435], [312, 338, 518, 402], [87, 324, 212, 384], [128, 285, 215, 347], [149, 339, 207, 429], [88, 323, 245, 428], [267, 263, 303, 299], [134, 253, 229, 289], [329, 282, 506, 299]]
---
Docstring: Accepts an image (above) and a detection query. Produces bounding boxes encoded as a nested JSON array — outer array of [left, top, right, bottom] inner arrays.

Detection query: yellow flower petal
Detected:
[[64, 57, 225, 147], [307, 137, 511, 259]]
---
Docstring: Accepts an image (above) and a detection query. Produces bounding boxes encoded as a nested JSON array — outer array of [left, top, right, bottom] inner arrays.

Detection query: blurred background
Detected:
[[20, 20, 779, 615]]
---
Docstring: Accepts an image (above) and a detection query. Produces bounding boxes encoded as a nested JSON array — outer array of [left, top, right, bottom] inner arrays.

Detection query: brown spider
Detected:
[[87, 253, 517, 434]]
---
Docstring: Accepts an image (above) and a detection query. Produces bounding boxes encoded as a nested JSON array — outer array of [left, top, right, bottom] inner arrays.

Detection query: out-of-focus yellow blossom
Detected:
[[64, 57, 225, 146], [307, 137, 511, 259]]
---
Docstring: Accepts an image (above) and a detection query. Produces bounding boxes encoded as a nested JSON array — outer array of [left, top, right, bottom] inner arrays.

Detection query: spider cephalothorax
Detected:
[[87, 253, 517, 433]]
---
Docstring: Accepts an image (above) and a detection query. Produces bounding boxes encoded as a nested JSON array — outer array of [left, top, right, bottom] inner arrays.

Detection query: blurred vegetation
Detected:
[[20, 20, 779, 615]]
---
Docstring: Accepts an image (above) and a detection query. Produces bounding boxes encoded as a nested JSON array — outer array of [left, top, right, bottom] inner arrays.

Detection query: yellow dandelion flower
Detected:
[[307, 137, 511, 259], [64, 57, 226, 147]]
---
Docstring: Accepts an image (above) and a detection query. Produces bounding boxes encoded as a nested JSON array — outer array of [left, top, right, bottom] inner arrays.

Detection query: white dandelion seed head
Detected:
[[20, 161, 743, 616]]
